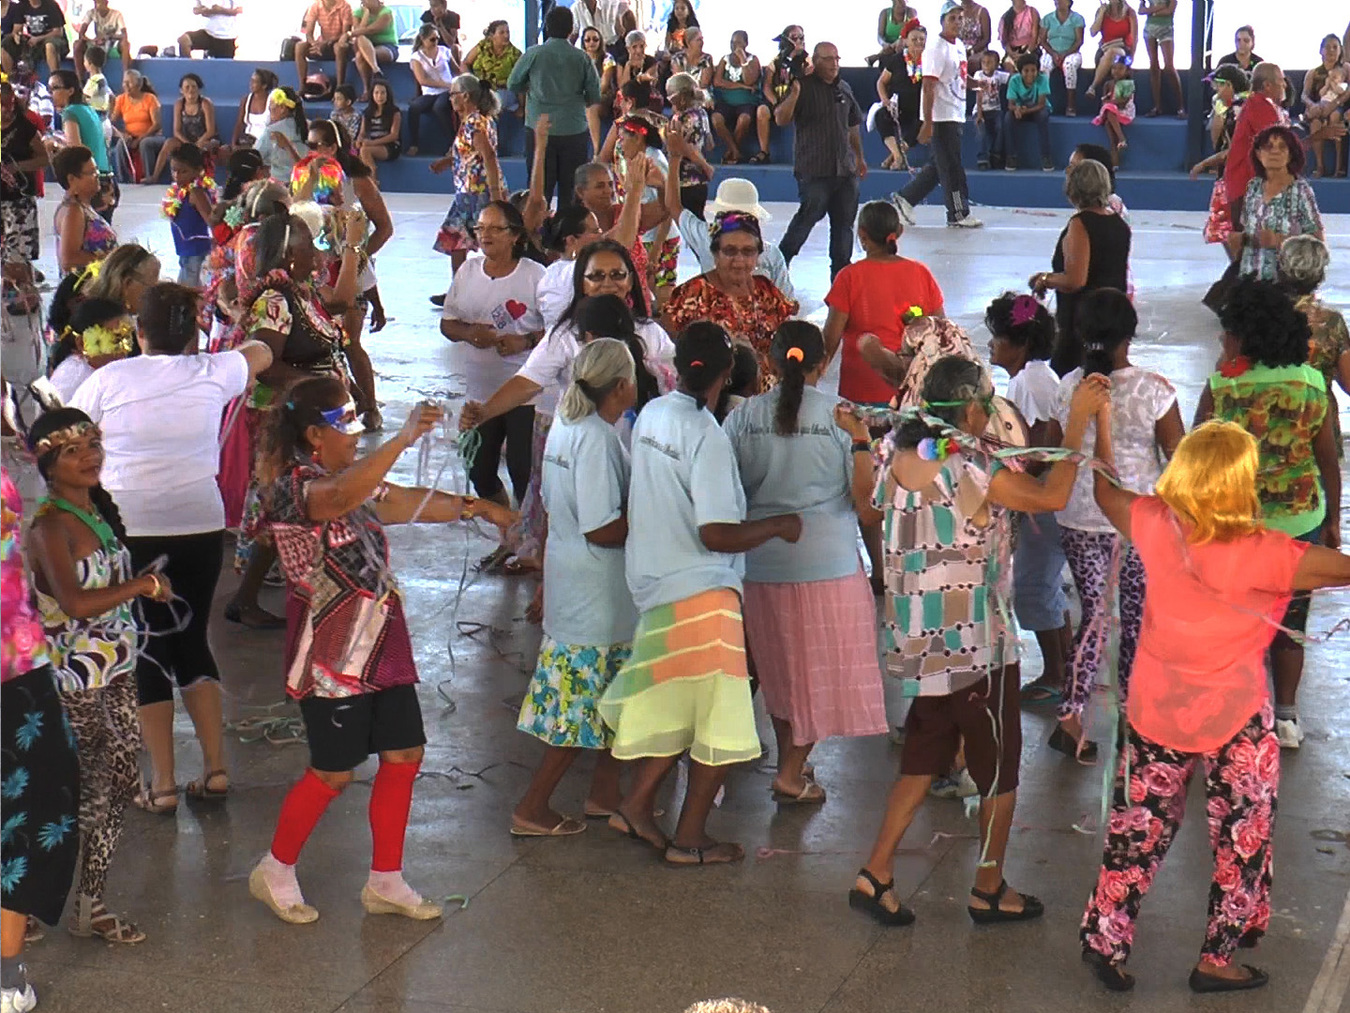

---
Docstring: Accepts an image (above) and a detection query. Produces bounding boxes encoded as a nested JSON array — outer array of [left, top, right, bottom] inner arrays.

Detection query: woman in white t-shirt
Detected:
[[987, 292, 1073, 705], [440, 200, 545, 568], [460, 239, 673, 570], [68, 282, 273, 815], [407, 25, 458, 157], [1045, 288, 1183, 758], [512, 339, 640, 837], [536, 205, 604, 330], [47, 298, 137, 405]]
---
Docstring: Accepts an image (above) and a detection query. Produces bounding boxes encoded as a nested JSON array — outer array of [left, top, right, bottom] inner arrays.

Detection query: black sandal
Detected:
[[848, 868, 915, 926], [1188, 964, 1269, 993], [607, 811, 667, 851], [747, 151, 769, 164], [1082, 950, 1135, 992], [1048, 725, 1098, 762], [967, 880, 1044, 924]]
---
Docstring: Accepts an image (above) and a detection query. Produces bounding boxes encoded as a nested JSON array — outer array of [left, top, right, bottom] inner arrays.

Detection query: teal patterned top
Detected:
[[874, 449, 1014, 698]]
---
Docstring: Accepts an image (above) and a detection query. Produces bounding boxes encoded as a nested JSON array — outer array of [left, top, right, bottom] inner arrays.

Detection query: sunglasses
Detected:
[[584, 270, 629, 283], [320, 401, 364, 435]]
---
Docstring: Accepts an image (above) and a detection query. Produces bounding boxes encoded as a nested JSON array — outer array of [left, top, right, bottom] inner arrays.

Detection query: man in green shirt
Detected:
[[506, 5, 601, 207]]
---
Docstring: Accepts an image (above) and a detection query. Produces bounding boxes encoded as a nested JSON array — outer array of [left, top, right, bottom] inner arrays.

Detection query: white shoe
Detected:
[[361, 883, 443, 921], [1, 983, 37, 1013], [1275, 717, 1304, 750], [948, 215, 985, 229], [890, 194, 917, 227]]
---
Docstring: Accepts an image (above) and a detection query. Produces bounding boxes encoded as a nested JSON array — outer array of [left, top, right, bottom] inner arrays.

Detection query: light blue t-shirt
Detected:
[[626, 391, 746, 613], [1007, 72, 1051, 106], [676, 209, 795, 299], [1043, 10, 1086, 55], [723, 385, 859, 584], [540, 412, 638, 645]]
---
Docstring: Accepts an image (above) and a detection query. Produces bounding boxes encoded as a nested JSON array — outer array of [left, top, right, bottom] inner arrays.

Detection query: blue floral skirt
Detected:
[[1, 665, 81, 924], [517, 636, 631, 749], [433, 190, 491, 256]]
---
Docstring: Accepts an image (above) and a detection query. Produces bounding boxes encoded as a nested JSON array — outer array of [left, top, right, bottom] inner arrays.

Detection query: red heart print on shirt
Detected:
[[504, 300, 529, 320]]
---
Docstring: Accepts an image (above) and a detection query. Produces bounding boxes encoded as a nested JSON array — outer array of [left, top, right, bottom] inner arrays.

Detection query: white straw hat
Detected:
[[706, 178, 772, 222]]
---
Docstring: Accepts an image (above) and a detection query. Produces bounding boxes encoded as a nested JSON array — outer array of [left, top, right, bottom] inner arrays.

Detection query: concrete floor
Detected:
[[5, 188, 1350, 1013]]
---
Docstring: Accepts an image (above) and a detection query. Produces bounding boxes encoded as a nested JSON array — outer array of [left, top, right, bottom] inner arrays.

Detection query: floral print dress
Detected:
[[663, 274, 798, 387], [1238, 177, 1323, 280], [434, 111, 498, 256]]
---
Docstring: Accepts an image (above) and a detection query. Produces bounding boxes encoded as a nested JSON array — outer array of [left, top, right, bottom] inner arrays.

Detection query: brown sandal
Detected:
[[184, 769, 229, 801], [133, 781, 178, 815]]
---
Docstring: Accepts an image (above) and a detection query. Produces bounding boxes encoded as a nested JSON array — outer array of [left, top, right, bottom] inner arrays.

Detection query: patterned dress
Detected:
[[434, 111, 498, 256], [662, 274, 798, 387], [875, 450, 1014, 698], [1237, 177, 1323, 280]]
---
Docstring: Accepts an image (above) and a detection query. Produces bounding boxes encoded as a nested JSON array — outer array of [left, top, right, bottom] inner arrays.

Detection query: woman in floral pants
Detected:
[[1079, 417, 1350, 994]]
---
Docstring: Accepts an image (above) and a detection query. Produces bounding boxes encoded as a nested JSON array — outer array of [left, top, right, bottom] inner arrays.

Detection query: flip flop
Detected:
[[770, 780, 827, 805], [476, 546, 511, 573], [510, 816, 586, 837], [584, 807, 663, 820], [607, 811, 667, 850], [1020, 683, 1063, 705], [664, 841, 745, 866]]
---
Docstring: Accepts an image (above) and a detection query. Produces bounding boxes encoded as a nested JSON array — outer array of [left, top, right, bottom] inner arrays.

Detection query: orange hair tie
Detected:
[[785, 347, 805, 362]]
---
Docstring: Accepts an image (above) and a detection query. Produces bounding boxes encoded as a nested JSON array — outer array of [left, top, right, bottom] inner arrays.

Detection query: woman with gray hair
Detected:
[[513, 338, 639, 837], [1031, 159, 1132, 375], [1280, 235, 1350, 414]]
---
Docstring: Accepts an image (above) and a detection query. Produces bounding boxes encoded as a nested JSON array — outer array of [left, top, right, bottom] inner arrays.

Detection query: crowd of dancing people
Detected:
[[2, 4, 1350, 1013]]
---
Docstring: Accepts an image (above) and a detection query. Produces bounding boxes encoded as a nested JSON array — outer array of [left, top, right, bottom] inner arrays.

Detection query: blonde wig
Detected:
[[1154, 420, 1262, 544]]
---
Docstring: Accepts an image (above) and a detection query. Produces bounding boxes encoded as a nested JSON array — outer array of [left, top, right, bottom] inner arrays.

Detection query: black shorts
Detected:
[[299, 683, 427, 772], [900, 664, 1021, 795], [304, 38, 339, 59], [2, 34, 68, 65], [713, 101, 757, 125], [183, 30, 237, 58]]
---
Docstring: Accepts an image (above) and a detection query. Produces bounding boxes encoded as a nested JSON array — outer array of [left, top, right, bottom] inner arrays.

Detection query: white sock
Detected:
[[259, 853, 306, 909], [367, 869, 424, 906]]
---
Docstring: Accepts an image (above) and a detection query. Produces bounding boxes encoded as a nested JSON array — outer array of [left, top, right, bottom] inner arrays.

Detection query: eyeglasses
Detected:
[[584, 270, 629, 282], [716, 247, 759, 260], [475, 223, 511, 234]]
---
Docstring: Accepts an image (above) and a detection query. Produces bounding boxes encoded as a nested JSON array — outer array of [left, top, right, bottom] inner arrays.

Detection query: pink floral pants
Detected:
[[1081, 706, 1277, 968]]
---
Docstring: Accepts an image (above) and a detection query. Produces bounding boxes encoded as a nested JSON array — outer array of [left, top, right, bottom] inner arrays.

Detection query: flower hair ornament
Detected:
[[269, 87, 297, 109], [784, 346, 804, 362], [75, 321, 135, 358], [223, 203, 245, 228], [709, 210, 760, 244], [916, 436, 955, 461], [32, 420, 99, 458], [1010, 294, 1041, 327], [902, 305, 924, 321]]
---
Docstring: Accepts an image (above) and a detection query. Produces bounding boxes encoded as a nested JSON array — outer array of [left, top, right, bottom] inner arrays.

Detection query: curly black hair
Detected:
[[1219, 276, 1311, 369], [985, 291, 1054, 360]]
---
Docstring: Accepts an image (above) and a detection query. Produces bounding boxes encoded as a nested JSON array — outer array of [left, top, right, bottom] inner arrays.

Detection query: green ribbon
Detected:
[[42, 496, 118, 552]]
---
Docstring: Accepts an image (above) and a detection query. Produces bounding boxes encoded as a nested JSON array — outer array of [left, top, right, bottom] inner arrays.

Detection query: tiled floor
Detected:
[[4, 187, 1349, 1013]]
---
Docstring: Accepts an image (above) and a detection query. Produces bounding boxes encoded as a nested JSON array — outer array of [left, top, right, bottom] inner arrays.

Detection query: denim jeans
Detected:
[[1003, 105, 1052, 162], [976, 112, 1002, 163], [777, 174, 860, 280], [408, 91, 456, 149], [178, 254, 206, 288], [899, 121, 971, 223]]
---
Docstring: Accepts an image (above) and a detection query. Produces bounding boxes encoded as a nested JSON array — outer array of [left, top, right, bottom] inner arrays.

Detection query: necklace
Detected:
[[43, 496, 117, 551]]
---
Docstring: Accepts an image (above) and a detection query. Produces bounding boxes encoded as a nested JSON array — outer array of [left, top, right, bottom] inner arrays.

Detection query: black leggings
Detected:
[[125, 531, 224, 706], [469, 404, 534, 504]]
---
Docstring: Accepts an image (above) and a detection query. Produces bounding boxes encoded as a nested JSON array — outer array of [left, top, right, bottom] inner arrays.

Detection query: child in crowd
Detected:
[[257, 86, 306, 183], [971, 49, 1010, 170], [666, 72, 714, 220], [1093, 53, 1136, 165], [82, 44, 111, 118], [331, 84, 363, 151], [1004, 53, 1054, 171], [1306, 64, 1346, 178], [162, 143, 216, 288], [46, 297, 136, 403]]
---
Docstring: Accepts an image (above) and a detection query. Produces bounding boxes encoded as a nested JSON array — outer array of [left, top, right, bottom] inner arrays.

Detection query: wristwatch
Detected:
[[851, 439, 872, 454]]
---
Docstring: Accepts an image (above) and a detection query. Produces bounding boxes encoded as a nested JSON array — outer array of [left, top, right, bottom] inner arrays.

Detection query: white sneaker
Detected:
[[948, 215, 985, 229], [890, 194, 917, 227], [1275, 717, 1305, 750], [2, 982, 37, 1013]]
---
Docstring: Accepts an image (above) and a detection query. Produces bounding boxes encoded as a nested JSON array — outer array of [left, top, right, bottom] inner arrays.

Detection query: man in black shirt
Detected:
[[772, 41, 866, 280], [421, 0, 461, 64], [1, 0, 67, 76]]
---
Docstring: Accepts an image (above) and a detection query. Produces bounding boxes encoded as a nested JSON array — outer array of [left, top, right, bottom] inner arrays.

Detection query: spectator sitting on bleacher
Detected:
[[147, 72, 219, 184], [109, 68, 162, 183], [357, 79, 401, 174], [756, 25, 806, 166], [343, 0, 398, 103], [710, 30, 762, 166], [229, 67, 279, 150], [295, 0, 354, 96], [177, 0, 241, 60], [330, 83, 363, 149], [668, 26, 714, 92], [422, 0, 462, 66], [257, 85, 305, 182], [1217, 25, 1262, 74], [2, 0, 66, 76], [1038, 0, 1085, 117], [602, 30, 660, 117], [408, 24, 457, 157], [81, 44, 112, 115], [72, 0, 130, 82], [464, 20, 522, 115], [569, 0, 634, 50]]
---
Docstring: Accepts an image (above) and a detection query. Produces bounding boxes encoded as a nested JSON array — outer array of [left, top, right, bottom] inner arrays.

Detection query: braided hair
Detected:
[[26, 407, 129, 543]]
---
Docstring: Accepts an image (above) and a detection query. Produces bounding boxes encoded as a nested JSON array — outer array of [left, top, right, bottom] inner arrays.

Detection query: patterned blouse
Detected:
[[454, 111, 497, 194], [266, 461, 417, 699], [663, 274, 798, 368], [1301, 295, 1350, 392], [1209, 362, 1328, 537], [1238, 177, 1323, 281], [55, 198, 118, 267], [471, 42, 522, 88], [874, 450, 1013, 698], [671, 107, 712, 186], [1, 467, 50, 684], [247, 282, 346, 377], [32, 504, 137, 693]]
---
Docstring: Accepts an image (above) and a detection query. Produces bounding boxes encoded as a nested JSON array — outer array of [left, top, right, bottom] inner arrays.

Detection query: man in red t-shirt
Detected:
[[1224, 62, 1286, 225]]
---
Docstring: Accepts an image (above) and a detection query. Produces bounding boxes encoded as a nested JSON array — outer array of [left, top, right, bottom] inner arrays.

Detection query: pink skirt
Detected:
[[742, 569, 889, 745]]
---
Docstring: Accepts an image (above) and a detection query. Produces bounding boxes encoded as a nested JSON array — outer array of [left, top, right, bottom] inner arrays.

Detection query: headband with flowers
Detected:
[[33, 421, 100, 458], [74, 321, 135, 359], [269, 87, 296, 109]]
